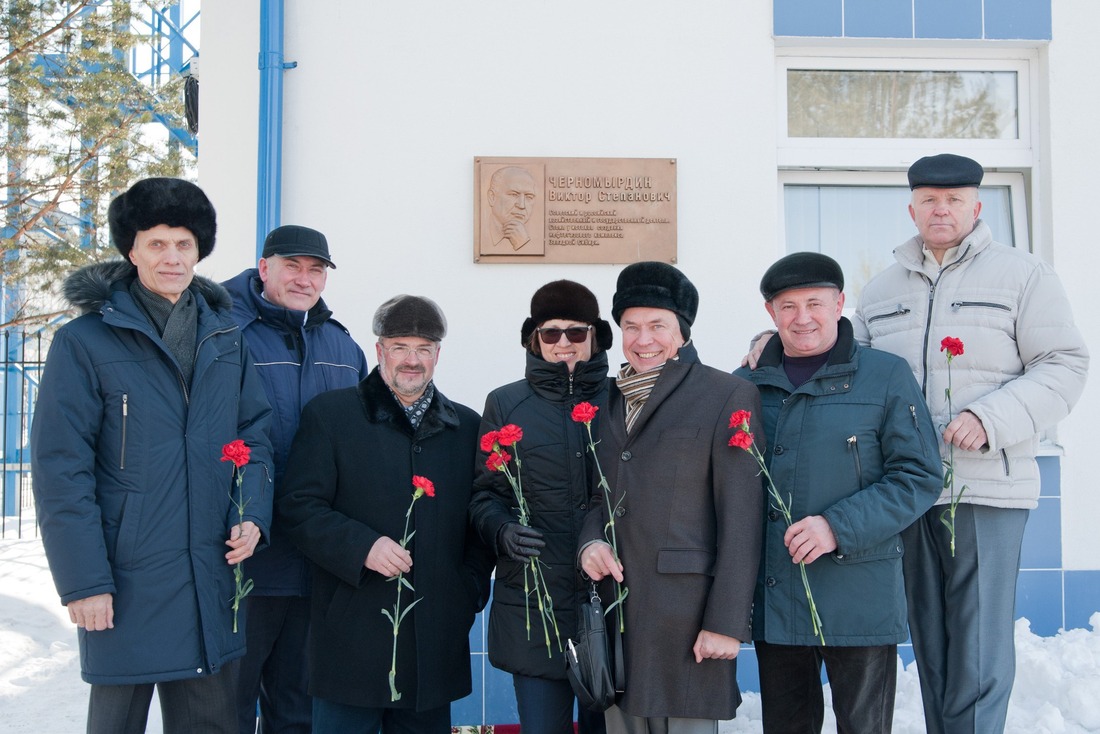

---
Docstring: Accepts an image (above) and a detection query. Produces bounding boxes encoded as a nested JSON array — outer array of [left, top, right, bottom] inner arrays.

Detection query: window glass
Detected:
[[783, 184, 1013, 299], [787, 70, 1018, 139]]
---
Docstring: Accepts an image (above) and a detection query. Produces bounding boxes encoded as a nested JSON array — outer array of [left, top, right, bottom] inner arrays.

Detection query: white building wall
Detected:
[[199, 1, 1098, 573], [1047, 0, 1100, 571]]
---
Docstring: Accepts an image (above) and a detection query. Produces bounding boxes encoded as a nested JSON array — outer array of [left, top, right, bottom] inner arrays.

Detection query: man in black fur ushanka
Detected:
[[278, 294, 494, 733], [32, 177, 274, 733]]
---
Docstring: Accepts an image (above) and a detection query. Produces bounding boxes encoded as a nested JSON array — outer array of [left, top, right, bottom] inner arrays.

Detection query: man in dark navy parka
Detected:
[[32, 178, 274, 734]]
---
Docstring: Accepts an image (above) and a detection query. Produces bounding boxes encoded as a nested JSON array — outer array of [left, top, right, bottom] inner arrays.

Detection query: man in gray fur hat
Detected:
[[278, 295, 494, 733], [579, 262, 764, 733], [32, 177, 274, 733]]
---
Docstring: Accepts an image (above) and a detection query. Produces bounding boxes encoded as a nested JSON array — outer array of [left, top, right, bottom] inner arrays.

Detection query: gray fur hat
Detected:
[[373, 295, 448, 342], [108, 177, 217, 260]]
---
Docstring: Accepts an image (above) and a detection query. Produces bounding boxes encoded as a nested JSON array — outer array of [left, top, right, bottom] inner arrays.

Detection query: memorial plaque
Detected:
[[474, 156, 677, 264]]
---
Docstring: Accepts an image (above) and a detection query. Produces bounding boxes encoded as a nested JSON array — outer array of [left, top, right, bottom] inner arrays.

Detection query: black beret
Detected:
[[108, 177, 216, 260], [611, 262, 699, 336], [373, 295, 447, 342], [262, 225, 336, 268], [907, 153, 984, 190], [760, 252, 844, 301], [520, 280, 613, 352]]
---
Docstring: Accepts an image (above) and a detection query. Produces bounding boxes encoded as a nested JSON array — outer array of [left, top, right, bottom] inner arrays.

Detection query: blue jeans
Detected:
[[311, 697, 449, 734], [513, 673, 607, 734]]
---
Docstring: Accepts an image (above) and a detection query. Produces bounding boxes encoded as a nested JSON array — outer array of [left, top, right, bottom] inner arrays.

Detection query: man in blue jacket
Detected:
[[32, 178, 274, 734], [735, 253, 942, 733], [223, 225, 368, 734]]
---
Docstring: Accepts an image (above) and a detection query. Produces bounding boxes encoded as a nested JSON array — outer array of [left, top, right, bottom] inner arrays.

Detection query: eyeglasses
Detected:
[[382, 344, 437, 361], [536, 326, 593, 345]]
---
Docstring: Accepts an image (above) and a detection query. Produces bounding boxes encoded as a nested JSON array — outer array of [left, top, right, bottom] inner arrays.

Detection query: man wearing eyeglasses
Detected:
[[277, 295, 494, 733], [223, 225, 368, 734]]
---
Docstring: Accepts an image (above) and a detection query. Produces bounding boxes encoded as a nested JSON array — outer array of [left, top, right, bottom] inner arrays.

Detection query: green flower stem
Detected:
[[940, 354, 968, 557], [581, 421, 629, 633], [228, 468, 252, 634], [385, 491, 423, 702], [748, 442, 825, 646], [498, 454, 562, 655]]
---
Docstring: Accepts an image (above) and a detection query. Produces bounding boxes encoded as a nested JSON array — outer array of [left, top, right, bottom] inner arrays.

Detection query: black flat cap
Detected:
[[262, 225, 336, 268], [907, 154, 984, 190], [760, 252, 844, 301]]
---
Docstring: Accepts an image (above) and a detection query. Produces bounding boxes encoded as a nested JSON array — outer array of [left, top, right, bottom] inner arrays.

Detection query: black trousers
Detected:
[[756, 640, 896, 734], [87, 659, 239, 734], [236, 595, 312, 734]]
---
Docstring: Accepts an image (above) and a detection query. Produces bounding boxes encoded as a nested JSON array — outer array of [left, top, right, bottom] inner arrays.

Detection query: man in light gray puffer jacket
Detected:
[[854, 153, 1088, 734]]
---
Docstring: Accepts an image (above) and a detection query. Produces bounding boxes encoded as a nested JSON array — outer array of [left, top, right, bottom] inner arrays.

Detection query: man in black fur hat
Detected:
[[32, 177, 274, 733], [277, 295, 494, 733], [579, 262, 764, 732]]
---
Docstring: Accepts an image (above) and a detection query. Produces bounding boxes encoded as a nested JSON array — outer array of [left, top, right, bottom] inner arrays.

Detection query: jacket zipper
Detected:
[[178, 325, 237, 405], [120, 393, 128, 470], [919, 246, 970, 396], [846, 435, 861, 488], [951, 300, 1011, 312], [1001, 449, 1010, 476], [866, 305, 911, 324]]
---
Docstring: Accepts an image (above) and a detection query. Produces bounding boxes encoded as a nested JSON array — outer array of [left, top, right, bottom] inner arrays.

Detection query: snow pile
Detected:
[[1, 538, 1098, 733]]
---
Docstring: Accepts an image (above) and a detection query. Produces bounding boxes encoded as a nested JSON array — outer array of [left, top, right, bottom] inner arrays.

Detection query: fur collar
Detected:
[[357, 367, 460, 440], [62, 260, 233, 316]]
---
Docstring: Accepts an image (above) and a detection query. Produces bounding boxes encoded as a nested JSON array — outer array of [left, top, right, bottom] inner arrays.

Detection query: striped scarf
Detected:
[[616, 362, 667, 434]]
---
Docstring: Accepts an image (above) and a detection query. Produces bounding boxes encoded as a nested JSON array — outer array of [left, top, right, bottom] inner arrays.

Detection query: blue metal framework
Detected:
[[1, 1, 201, 519]]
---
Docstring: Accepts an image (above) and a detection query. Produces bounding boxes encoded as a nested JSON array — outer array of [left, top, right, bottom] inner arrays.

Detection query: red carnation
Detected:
[[412, 475, 435, 498], [497, 424, 524, 447], [486, 451, 511, 472], [728, 409, 752, 431], [220, 439, 250, 469], [479, 430, 500, 453], [940, 336, 964, 358], [728, 431, 754, 450], [571, 402, 598, 424]]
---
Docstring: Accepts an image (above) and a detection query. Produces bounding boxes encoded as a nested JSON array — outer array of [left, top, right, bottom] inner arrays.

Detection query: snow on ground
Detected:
[[1, 537, 1098, 733]]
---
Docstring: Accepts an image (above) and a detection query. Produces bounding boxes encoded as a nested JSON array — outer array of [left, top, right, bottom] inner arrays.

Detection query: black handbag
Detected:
[[566, 583, 624, 712]]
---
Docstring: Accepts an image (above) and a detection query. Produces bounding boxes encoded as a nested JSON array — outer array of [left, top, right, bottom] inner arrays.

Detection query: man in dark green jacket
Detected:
[[735, 252, 941, 734]]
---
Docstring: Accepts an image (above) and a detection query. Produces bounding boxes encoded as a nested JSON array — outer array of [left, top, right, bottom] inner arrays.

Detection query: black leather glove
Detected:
[[496, 522, 545, 561]]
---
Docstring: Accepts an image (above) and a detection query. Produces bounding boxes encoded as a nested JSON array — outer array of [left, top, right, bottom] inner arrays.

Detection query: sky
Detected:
[[1, 537, 1098, 733]]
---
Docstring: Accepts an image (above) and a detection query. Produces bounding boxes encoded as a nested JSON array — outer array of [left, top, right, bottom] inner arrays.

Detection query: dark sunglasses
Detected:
[[537, 325, 593, 344]]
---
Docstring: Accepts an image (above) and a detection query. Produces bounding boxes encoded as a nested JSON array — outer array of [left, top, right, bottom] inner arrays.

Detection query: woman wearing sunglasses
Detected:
[[471, 280, 613, 734]]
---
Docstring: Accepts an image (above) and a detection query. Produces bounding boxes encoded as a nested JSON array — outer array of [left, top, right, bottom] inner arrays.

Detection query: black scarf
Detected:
[[130, 279, 198, 385]]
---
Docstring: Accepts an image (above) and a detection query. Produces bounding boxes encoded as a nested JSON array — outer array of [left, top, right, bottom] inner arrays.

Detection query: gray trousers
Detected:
[[902, 503, 1028, 734], [87, 659, 239, 734], [604, 705, 718, 734]]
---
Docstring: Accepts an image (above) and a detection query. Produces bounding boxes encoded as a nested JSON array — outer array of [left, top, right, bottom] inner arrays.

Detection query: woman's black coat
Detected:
[[469, 351, 609, 679]]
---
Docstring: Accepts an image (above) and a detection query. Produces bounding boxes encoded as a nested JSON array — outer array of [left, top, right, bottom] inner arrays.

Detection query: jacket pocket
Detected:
[[656, 548, 715, 576], [866, 305, 911, 324], [119, 393, 129, 470], [113, 492, 144, 570], [846, 435, 862, 491], [830, 536, 903, 564]]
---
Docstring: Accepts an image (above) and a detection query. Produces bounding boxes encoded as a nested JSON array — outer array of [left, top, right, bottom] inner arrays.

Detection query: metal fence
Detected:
[[1, 330, 48, 539]]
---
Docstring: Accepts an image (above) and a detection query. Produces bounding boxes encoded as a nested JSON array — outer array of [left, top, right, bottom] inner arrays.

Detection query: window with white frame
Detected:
[[775, 48, 1039, 297]]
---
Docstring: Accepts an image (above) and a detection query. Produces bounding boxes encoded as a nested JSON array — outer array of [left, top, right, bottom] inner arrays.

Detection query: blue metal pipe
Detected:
[[256, 0, 295, 257]]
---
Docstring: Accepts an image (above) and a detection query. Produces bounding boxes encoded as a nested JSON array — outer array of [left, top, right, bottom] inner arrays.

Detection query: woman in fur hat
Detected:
[[470, 280, 612, 734]]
